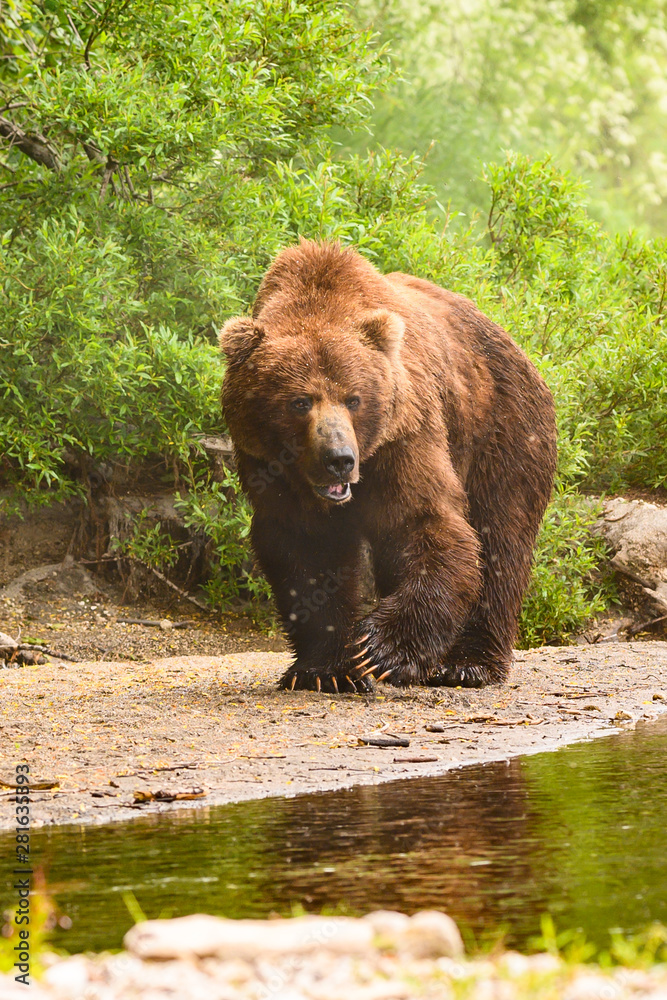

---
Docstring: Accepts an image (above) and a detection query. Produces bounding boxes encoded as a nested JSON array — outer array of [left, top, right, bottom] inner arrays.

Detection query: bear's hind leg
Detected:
[[429, 442, 555, 688]]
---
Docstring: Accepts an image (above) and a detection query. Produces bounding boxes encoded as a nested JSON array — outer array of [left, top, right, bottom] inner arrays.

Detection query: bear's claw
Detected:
[[349, 620, 419, 687], [279, 665, 374, 694], [426, 663, 497, 688]]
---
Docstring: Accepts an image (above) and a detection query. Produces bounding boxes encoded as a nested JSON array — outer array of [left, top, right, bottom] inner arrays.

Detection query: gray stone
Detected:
[[595, 499, 667, 610], [397, 910, 464, 959]]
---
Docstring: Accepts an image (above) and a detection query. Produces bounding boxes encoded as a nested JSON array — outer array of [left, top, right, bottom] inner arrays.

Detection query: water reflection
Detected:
[[1, 717, 665, 954], [262, 756, 542, 939]]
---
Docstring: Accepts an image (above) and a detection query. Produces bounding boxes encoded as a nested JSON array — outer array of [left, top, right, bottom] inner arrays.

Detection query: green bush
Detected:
[[518, 491, 611, 648], [2, 2, 664, 645]]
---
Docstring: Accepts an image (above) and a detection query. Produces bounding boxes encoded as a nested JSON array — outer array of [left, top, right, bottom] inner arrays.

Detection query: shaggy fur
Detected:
[[220, 241, 557, 692]]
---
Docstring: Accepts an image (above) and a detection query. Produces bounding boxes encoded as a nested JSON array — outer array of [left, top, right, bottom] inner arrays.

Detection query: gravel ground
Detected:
[[1, 559, 666, 828], [2, 909, 667, 999], [1, 638, 666, 829]]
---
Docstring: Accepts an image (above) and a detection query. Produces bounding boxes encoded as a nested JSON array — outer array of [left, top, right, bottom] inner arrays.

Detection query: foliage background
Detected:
[[349, 0, 667, 235], [1, 0, 665, 645]]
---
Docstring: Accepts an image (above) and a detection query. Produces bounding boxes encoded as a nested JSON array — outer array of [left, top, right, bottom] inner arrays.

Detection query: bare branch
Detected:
[[99, 157, 116, 200], [0, 115, 60, 171], [84, 0, 134, 70], [82, 140, 105, 164]]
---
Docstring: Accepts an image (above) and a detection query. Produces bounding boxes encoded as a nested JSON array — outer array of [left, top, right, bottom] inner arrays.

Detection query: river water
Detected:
[[2, 716, 666, 954]]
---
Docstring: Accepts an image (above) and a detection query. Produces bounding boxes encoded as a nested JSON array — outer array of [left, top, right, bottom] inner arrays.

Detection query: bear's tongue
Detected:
[[315, 482, 351, 502]]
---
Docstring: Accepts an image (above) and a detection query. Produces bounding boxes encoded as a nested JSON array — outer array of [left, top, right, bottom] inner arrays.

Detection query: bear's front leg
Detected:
[[351, 509, 482, 687], [250, 514, 371, 694]]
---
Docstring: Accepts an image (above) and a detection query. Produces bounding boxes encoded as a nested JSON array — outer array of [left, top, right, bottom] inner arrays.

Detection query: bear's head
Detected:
[[220, 306, 405, 505]]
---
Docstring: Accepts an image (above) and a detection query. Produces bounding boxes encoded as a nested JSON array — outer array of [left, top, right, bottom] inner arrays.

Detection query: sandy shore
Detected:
[[1, 641, 666, 828]]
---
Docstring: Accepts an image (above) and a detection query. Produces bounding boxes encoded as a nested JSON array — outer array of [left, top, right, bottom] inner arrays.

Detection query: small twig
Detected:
[[140, 561, 211, 612], [123, 164, 136, 197], [116, 618, 191, 628], [393, 756, 438, 763], [99, 155, 117, 200], [78, 555, 120, 563], [116, 760, 235, 778], [627, 613, 667, 637], [358, 736, 410, 748], [17, 643, 79, 662], [79, 554, 211, 612], [239, 754, 287, 759], [84, 0, 133, 69]]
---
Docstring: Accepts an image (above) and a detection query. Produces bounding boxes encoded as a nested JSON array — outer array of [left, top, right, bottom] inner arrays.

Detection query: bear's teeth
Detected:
[[315, 482, 351, 501]]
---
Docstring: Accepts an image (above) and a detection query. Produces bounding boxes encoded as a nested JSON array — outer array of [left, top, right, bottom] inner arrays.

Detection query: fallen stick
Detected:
[[393, 755, 438, 763], [17, 643, 79, 662], [80, 554, 213, 612], [117, 618, 191, 628], [138, 561, 212, 612], [627, 613, 667, 637], [359, 735, 410, 748]]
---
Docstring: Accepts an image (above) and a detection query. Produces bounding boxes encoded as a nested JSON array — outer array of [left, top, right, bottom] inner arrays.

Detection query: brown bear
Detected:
[[220, 241, 556, 693]]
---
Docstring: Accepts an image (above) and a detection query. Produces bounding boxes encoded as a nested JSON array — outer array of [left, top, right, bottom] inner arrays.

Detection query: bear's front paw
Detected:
[[426, 662, 499, 688], [348, 621, 421, 688], [279, 663, 374, 695]]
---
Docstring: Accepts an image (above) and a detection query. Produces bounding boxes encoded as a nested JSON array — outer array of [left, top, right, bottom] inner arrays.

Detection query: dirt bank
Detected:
[[1, 640, 665, 829]]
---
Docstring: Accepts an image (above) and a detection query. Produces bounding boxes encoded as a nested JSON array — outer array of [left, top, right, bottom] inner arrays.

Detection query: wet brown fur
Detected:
[[220, 241, 557, 692]]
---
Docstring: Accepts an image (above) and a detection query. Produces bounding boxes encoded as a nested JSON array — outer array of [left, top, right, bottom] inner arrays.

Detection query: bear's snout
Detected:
[[309, 404, 359, 484], [323, 446, 356, 479]]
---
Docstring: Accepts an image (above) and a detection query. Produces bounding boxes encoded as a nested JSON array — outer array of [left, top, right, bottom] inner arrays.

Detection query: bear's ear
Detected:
[[359, 310, 405, 355], [219, 316, 265, 360]]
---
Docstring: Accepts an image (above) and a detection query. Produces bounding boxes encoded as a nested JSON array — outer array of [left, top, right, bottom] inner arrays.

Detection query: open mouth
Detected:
[[314, 483, 352, 503]]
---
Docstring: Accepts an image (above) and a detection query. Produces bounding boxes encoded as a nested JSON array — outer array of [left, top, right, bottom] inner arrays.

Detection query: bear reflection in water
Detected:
[[221, 241, 556, 693], [261, 757, 540, 941]]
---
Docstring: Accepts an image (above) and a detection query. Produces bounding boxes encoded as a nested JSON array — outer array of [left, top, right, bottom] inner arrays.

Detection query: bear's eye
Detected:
[[290, 396, 313, 413], [346, 396, 361, 411]]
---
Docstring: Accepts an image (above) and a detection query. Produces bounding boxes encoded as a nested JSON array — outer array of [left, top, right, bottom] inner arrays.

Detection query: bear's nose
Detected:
[[323, 447, 356, 479]]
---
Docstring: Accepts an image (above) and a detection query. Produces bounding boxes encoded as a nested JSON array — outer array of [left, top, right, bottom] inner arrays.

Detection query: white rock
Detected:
[[0, 631, 18, 650], [208, 957, 254, 983], [436, 956, 469, 979], [363, 910, 410, 940], [497, 951, 532, 977], [42, 955, 91, 996], [159, 619, 173, 630], [525, 953, 562, 975], [564, 973, 621, 1000], [397, 910, 464, 959], [124, 914, 374, 961], [471, 980, 516, 1000], [0, 973, 51, 999]]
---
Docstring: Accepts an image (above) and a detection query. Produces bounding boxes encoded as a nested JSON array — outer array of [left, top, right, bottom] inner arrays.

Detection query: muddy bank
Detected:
[[1, 642, 665, 829]]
